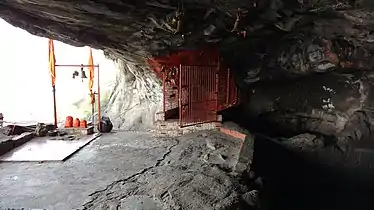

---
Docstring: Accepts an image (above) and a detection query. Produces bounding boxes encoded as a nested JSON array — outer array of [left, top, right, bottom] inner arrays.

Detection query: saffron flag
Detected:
[[48, 39, 56, 86], [88, 47, 95, 104]]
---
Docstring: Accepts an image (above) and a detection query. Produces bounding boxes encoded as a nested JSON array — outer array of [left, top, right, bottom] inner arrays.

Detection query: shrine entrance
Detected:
[[148, 48, 238, 128]]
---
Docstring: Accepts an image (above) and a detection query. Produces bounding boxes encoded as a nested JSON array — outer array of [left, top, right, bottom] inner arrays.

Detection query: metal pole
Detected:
[[91, 91, 95, 128], [97, 65, 101, 132], [52, 85, 57, 128]]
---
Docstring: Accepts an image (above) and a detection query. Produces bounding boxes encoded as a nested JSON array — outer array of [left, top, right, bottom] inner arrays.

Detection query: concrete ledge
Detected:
[[217, 122, 253, 173], [235, 134, 254, 173], [219, 127, 246, 141], [0, 132, 34, 156]]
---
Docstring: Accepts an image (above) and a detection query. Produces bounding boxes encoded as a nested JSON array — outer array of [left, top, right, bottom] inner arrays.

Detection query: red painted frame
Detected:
[[151, 47, 238, 127]]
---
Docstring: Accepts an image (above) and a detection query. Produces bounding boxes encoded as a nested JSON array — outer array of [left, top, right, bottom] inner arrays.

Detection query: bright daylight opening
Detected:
[[0, 19, 116, 124]]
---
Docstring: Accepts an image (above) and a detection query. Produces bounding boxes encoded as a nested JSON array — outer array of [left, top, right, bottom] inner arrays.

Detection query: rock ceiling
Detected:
[[3, 0, 374, 170], [1, 0, 372, 68]]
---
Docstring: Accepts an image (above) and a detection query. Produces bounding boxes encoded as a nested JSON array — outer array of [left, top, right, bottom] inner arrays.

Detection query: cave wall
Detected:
[[2, 0, 374, 134], [0, 1, 173, 129], [101, 58, 162, 130]]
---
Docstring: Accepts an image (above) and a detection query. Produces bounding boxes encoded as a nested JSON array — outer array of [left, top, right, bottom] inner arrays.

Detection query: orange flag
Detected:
[[88, 47, 95, 104], [48, 39, 56, 86]]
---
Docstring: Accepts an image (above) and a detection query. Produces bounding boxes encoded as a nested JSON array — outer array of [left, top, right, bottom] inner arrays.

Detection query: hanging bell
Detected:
[[72, 70, 79, 79], [80, 67, 88, 79]]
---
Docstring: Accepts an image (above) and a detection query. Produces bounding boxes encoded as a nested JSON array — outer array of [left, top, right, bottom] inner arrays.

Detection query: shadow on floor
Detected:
[[253, 135, 374, 210]]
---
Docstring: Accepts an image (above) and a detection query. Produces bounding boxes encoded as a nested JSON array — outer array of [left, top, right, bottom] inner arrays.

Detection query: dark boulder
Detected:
[[98, 116, 113, 133]]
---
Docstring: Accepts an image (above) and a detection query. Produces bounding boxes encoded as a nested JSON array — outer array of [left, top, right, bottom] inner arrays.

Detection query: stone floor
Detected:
[[0, 130, 247, 210], [0, 131, 175, 209]]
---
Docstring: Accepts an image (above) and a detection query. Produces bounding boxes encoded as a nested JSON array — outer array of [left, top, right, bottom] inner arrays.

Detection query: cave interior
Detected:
[[3, 0, 374, 209], [2, 0, 374, 170]]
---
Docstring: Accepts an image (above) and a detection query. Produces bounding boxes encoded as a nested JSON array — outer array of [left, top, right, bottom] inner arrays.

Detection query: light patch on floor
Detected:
[[0, 133, 101, 162]]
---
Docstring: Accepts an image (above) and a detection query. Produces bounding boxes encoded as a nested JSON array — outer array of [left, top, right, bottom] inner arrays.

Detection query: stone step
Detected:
[[152, 121, 222, 137]]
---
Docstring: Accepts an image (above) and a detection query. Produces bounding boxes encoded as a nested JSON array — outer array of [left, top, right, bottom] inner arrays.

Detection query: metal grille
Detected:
[[217, 66, 238, 111], [179, 65, 218, 127]]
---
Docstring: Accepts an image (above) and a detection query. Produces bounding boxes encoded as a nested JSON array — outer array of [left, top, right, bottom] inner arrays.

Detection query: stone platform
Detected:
[[0, 133, 101, 162]]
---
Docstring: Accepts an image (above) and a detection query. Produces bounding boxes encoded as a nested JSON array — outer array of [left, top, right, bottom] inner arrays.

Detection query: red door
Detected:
[[179, 65, 218, 127]]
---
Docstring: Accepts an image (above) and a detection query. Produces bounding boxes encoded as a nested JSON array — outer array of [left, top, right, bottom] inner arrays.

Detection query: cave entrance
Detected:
[[149, 48, 238, 127]]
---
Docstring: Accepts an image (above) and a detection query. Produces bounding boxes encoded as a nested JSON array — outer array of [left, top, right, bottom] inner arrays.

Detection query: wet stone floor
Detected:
[[0, 130, 245, 210]]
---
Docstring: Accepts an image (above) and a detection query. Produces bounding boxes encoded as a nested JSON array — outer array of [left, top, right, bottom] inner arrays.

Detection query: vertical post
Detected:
[[162, 67, 166, 120], [226, 68, 230, 105], [179, 64, 182, 127], [52, 85, 58, 128], [97, 65, 101, 132], [215, 61, 220, 121], [91, 92, 95, 128]]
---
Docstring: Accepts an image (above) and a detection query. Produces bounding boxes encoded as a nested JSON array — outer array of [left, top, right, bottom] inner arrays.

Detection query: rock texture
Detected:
[[3, 1, 374, 164], [239, 71, 374, 167], [100, 58, 162, 130], [0, 0, 248, 62], [83, 131, 253, 210]]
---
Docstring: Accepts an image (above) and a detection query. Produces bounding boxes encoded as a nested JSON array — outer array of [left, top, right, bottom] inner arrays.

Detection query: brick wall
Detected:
[[155, 112, 165, 122], [164, 86, 178, 111], [153, 107, 223, 137]]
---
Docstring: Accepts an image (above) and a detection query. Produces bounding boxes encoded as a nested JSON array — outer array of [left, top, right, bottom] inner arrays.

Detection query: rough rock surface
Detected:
[[82, 130, 251, 210], [239, 71, 374, 167], [100, 58, 162, 130], [2, 0, 374, 168]]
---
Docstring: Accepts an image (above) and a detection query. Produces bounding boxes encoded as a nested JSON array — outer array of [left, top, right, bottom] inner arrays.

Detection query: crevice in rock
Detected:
[[98, 58, 162, 130], [83, 138, 179, 209], [81, 131, 257, 210]]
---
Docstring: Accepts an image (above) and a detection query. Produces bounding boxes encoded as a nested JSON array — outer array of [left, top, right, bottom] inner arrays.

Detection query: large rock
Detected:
[[242, 72, 369, 137], [238, 71, 374, 169]]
